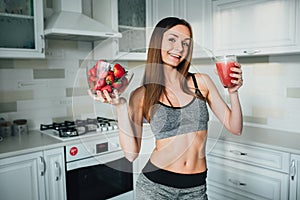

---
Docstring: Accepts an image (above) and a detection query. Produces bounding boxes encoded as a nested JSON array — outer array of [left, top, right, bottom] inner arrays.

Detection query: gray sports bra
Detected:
[[150, 74, 209, 140]]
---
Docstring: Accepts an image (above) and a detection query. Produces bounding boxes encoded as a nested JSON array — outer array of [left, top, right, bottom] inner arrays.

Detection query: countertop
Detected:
[[208, 121, 300, 155], [0, 131, 64, 159], [1, 122, 300, 160]]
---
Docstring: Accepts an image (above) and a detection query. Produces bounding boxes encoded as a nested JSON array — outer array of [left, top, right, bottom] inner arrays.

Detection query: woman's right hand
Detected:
[[88, 89, 125, 105]]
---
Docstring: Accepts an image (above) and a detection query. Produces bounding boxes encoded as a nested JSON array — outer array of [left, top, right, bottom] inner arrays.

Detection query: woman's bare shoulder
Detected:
[[192, 72, 214, 88], [129, 85, 145, 103]]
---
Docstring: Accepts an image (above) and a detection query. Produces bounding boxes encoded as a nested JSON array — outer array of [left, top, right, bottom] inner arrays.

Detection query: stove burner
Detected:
[[40, 117, 118, 138]]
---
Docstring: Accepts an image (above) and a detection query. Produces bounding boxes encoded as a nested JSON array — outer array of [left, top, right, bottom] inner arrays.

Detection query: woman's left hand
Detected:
[[228, 62, 243, 94]]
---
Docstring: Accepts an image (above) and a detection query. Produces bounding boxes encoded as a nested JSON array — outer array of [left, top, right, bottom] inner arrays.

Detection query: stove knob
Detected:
[[113, 125, 118, 130], [108, 126, 113, 131], [102, 127, 108, 132]]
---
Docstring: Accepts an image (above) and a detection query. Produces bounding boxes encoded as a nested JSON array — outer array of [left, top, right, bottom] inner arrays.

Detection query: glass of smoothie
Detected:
[[215, 55, 237, 88]]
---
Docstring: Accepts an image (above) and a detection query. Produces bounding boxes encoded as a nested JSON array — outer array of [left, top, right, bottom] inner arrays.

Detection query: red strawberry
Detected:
[[96, 78, 106, 88], [100, 85, 112, 93], [113, 63, 126, 78], [89, 76, 97, 82], [106, 74, 115, 84], [112, 80, 122, 90], [98, 70, 108, 79], [94, 83, 102, 91], [108, 70, 114, 76], [88, 67, 97, 77]]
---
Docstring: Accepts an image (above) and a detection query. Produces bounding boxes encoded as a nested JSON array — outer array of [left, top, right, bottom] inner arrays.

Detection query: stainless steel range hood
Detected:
[[44, 0, 121, 41]]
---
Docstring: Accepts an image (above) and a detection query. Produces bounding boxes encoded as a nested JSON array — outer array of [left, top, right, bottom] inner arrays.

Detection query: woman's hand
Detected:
[[228, 62, 243, 94], [88, 89, 123, 105]]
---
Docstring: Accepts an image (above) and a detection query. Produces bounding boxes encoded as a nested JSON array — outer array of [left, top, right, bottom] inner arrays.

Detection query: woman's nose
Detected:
[[174, 41, 183, 52]]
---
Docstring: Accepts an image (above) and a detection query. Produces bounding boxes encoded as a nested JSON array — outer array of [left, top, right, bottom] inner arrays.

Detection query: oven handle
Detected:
[[67, 150, 125, 171]]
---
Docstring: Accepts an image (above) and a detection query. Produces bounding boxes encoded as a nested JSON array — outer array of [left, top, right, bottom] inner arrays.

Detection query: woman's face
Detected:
[[161, 24, 191, 68]]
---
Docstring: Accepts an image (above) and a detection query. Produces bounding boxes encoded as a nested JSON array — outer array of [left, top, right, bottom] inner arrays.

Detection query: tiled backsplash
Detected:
[[0, 40, 300, 134]]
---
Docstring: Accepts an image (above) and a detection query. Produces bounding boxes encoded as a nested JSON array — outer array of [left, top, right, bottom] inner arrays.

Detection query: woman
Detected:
[[92, 17, 243, 199]]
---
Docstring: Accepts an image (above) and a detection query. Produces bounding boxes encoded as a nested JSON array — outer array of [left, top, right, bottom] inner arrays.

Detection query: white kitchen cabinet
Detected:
[[92, 0, 148, 60], [212, 0, 300, 56], [0, 151, 46, 200], [147, 0, 182, 27], [181, 0, 212, 58], [0, 147, 66, 200], [290, 154, 300, 200], [206, 139, 290, 200], [147, 0, 213, 59], [0, 0, 45, 58], [44, 148, 67, 200], [93, 0, 211, 60]]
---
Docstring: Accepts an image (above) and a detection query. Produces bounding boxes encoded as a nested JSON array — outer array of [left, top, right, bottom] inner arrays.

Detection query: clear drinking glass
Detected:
[[215, 55, 237, 88]]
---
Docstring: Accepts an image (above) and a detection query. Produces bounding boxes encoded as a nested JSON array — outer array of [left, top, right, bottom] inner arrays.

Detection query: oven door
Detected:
[[66, 150, 134, 200]]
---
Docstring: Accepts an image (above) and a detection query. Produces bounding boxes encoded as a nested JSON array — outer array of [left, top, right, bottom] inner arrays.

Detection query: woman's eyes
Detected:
[[168, 38, 176, 43], [168, 38, 190, 47], [182, 42, 190, 47]]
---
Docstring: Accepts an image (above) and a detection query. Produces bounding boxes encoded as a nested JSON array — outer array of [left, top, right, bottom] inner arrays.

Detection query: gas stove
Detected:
[[40, 117, 118, 141]]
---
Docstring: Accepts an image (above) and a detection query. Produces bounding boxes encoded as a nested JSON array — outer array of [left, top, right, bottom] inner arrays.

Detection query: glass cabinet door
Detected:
[[117, 0, 146, 54], [0, 0, 44, 58]]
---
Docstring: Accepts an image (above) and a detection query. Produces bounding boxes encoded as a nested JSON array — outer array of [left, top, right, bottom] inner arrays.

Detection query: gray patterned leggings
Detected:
[[135, 173, 208, 200]]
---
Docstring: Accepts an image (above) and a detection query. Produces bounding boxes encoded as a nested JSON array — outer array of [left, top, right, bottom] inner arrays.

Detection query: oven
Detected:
[[65, 135, 134, 200], [40, 117, 134, 200]]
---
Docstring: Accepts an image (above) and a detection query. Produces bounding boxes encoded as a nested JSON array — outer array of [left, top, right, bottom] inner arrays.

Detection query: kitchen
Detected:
[[0, 0, 300, 199]]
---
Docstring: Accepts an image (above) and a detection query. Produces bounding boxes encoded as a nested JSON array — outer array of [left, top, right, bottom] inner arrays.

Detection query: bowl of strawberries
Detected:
[[87, 60, 133, 96]]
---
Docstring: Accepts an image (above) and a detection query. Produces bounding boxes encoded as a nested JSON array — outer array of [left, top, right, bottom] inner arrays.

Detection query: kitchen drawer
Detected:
[[207, 139, 290, 173], [206, 156, 289, 200]]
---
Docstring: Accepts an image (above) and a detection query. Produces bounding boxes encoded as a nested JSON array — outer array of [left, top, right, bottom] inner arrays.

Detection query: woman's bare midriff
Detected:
[[149, 130, 208, 174]]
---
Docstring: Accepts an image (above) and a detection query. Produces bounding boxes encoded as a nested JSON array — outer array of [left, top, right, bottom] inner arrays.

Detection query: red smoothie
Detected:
[[216, 61, 236, 88]]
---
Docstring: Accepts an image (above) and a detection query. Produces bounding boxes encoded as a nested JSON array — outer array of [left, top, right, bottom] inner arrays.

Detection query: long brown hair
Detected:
[[142, 17, 196, 121]]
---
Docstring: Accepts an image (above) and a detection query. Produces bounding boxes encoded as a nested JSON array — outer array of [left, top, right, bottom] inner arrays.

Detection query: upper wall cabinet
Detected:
[[146, 0, 212, 59], [116, 0, 148, 60], [92, 0, 147, 60], [0, 0, 45, 58], [181, 0, 212, 58], [212, 0, 300, 56]]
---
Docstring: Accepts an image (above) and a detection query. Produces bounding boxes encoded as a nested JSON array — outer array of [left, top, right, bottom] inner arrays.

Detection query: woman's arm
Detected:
[[90, 86, 144, 162], [197, 67, 243, 135], [115, 88, 144, 162]]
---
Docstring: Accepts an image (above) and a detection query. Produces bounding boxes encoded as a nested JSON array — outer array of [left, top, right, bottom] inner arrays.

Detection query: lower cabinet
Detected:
[[0, 147, 66, 200], [207, 155, 289, 200], [206, 139, 290, 200], [290, 154, 300, 200], [44, 148, 67, 200]]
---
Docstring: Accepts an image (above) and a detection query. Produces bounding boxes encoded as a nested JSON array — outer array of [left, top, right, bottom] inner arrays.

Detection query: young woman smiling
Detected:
[[92, 17, 243, 199]]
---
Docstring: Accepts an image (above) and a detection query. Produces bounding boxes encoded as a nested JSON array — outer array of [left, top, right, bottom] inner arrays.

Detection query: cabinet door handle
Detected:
[[243, 49, 261, 55], [229, 150, 247, 156], [40, 156, 46, 176], [228, 178, 247, 186], [54, 161, 61, 181], [290, 160, 296, 181]]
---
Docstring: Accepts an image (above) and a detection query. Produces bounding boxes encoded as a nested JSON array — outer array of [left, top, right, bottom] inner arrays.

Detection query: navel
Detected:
[[184, 161, 188, 166]]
